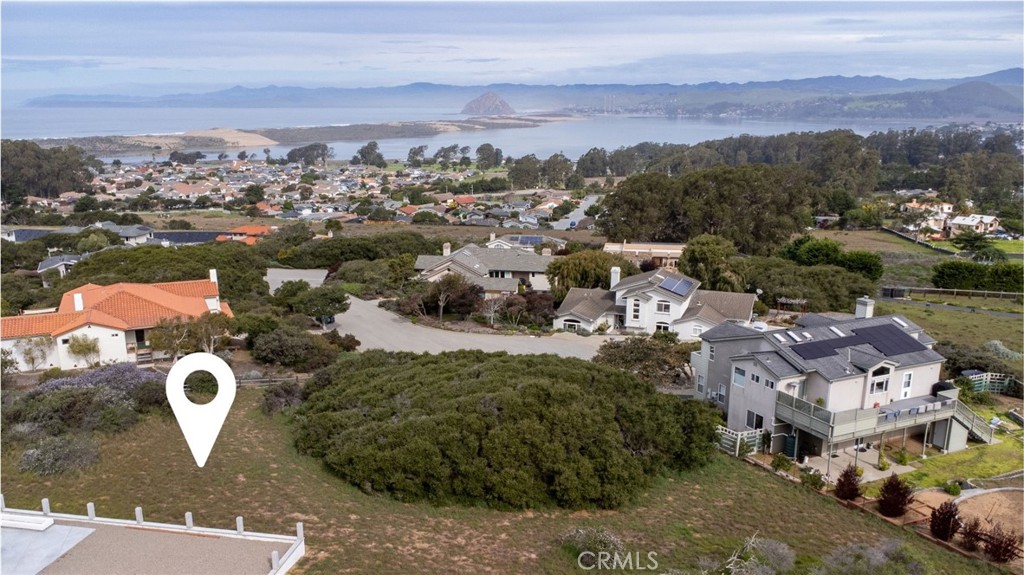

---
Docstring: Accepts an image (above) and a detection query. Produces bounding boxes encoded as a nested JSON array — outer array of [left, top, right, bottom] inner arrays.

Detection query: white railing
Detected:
[[0, 495, 305, 575]]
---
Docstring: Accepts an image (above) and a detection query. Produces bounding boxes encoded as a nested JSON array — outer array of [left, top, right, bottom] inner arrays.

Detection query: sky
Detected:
[[2, 1, 1022, 105]]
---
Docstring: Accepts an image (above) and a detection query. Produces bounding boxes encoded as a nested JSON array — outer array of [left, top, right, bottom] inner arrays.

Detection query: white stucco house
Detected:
[[553, 267, 756, 339], [692, 297, 993, 461], [1, 270, 232, 371], [414, 242, 557, 298]]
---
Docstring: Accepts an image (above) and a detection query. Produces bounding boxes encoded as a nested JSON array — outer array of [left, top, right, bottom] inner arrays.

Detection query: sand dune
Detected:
[[183, 128, 278, 147]]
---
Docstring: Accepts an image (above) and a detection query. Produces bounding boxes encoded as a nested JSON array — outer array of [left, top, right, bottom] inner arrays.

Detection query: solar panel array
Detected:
[[659, 276, 694, 296], [789, 323, 926, 361], [520, 235, 544, 245]]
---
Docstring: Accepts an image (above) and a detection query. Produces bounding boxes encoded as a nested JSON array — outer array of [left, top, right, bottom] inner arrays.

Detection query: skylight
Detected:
[[786, 331, 802, 342], [829, 326, 845, 337], [892, 317, 909, 328], [772, 333, 787, 343]]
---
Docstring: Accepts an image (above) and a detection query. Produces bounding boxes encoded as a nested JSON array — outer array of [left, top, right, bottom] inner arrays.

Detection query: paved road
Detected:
[[551, 194, 600, 230], [336, 298, 610, 359]]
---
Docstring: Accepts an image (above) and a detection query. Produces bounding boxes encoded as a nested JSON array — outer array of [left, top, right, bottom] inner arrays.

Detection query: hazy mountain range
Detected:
[[25, 68, 1023, 121]]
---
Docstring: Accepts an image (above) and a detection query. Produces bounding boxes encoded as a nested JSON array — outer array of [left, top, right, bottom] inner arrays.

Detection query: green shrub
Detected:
[[771, 452, 793, 473], [737, 439, 753, 458], [801, 468, 826, 490], [185, 371, 219, 397], [131, 380, 170, 414], [262, 380, 304, 415], [294, 350, 721, 509], [18, 435, 99, 475], [896, 447, 911, 465], [97, 405, 138, 433], [37, 367, 67, 384], [878, 455, 890, 471], [558, 528, 624, 568], [944, 482, 961, 496]]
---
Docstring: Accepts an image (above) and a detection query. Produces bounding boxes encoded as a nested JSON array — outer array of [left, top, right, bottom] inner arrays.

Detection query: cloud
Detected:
[[2, 57, 105, 72]]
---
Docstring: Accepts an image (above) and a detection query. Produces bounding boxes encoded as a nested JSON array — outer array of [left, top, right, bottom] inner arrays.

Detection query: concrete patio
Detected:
[[804, 445, 916, 483]]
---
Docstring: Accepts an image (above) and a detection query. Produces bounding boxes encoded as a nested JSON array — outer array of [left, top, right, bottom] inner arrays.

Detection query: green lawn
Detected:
[[863, 440, 1023, 497], [932, 239, 1024, 254], [0, 390, 1002, 575]]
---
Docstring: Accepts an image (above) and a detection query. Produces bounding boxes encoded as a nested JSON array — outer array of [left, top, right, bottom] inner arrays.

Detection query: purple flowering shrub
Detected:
[[33, 363, 163, 398], [4, 363, 166, 442]]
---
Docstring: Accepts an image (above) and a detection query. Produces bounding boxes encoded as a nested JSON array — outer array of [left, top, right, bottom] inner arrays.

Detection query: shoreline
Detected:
[[30, 115, 577, 156]]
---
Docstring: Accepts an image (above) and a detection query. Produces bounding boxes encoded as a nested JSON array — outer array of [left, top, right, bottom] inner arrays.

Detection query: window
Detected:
[[751, 373, 761, 384], [61, 338, 70, 345], [692, 325, 703, 337], [563, 319, 580, 332], [697, 374, 705, 394], [656, 300, 671, 314], [870, 366, 890, 395], [111, 333, 119, 337], [709, 345, 715, 362], [765, 379, 776, 390], [733, 367, 746, 386], [631, 300, 640, 321], [746, 410, 764, 430], [902, 373, 913, 387], [655, 322, 670, 332], [717, 384, 726, 403]]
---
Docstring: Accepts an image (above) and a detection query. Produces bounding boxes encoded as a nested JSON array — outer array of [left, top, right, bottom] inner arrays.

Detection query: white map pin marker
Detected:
[[165, 352, 237, 468]]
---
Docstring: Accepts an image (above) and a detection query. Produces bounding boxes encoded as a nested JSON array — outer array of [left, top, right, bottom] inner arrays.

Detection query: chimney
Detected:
[[610, 266, 621, 289], [209, 269, 218, 284], [73, 293, 84, 312], [442, 242, 451, 257], [541, 248, 551, 256], [489, 232, 496, 242], [855, 296, 874, 319]]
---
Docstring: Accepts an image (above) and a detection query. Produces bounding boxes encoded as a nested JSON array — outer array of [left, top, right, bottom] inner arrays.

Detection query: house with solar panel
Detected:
[[692, 296, 993, 462], [553, 267, 756, 338]]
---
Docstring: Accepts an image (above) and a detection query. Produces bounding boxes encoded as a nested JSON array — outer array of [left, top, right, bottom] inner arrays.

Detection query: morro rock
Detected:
[[461, 92, 515, 115]]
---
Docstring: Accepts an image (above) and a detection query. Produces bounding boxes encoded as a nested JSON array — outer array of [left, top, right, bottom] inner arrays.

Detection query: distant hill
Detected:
[[461, 92, 515, 115], [24, 68, 1023, 121]]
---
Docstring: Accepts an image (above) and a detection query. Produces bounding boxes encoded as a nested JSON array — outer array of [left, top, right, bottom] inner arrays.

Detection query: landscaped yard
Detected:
[[0, 389, 1002, 575], [862, 439, 1024, 498]]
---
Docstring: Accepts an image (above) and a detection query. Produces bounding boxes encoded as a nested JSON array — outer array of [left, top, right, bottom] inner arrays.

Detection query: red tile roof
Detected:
[[228, 225, 273, 236], [1, 279, 230, 339]]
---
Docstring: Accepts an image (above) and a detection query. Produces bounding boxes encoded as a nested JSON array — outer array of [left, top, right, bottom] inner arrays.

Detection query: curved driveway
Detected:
[[336, 298, 609, 359]]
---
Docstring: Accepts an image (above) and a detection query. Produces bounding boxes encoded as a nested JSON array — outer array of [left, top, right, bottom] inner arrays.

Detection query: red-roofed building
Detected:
[[216, 225, 274, 244], [1, 271, 232, 371], [452, 195, 477, 207]]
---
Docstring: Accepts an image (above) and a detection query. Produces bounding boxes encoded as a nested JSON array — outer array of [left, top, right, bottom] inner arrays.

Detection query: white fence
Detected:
[[0, 495, 305, 575]]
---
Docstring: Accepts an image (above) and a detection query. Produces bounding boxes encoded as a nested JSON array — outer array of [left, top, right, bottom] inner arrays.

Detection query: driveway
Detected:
[[551, 194, 600, 230], [335, 298, 610, 359]]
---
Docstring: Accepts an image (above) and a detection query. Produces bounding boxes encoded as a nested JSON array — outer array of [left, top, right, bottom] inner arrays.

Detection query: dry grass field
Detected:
[[0, 389, 1003, 575]]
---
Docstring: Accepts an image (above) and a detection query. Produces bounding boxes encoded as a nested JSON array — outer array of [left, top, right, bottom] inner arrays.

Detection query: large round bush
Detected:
[[294, 350, 720, 509]]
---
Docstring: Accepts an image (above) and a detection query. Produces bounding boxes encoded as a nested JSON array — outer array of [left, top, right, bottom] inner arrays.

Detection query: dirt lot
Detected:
[[959, 491, 1024, 537]]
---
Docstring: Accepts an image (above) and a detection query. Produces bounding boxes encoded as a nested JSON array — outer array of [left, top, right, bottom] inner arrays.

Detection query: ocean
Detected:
[[1, 105, 928, 163]]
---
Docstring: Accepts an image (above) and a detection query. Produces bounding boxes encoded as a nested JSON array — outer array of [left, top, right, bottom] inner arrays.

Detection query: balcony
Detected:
[[774, 390, 968, 443]]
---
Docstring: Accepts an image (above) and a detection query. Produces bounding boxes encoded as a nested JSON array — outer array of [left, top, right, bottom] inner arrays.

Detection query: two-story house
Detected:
[[414, 243, 556, 298], [947, 214, 1000, 237], [692, 297, 992, 462], [553, 267, 756, 338]]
